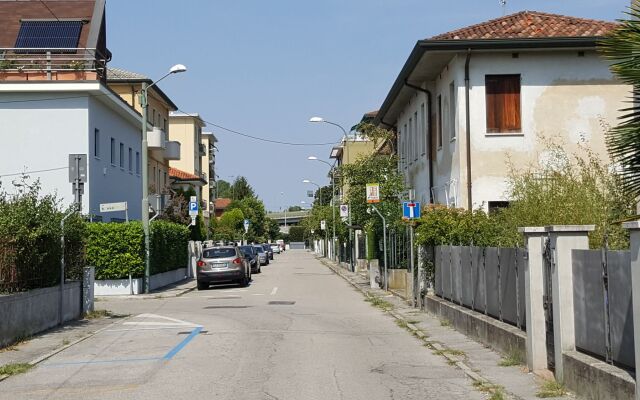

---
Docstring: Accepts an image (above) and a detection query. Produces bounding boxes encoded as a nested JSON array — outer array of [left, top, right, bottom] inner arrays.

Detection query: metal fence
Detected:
[[389, 227, 411, 269], [572, 249, 634, 370], [434, 245, 526, 330]]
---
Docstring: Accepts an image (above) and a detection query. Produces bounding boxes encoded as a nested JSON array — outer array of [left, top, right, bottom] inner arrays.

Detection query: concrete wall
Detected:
[[562, 351, 635, 400], [0, 282, 82, 348], [388, 269, 407, 290], [94, 267, 188, 295]]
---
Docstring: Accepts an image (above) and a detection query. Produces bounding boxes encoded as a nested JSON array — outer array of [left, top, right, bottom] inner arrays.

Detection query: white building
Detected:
[[0, 82, 143, 221], [374, 11, 628, 211]]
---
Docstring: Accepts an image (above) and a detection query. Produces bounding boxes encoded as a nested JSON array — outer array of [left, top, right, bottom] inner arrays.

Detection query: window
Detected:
[[485, 74, 521, 133], [110, 138, 116, 165], [15, 20, 83, 50], [119, 143, 124, 168], [449, 82, 456, 140], [420, 103, 426, 156], [413, 112, 418, 161], [136, 152, 140, 175], [437, 95, 443, 148], [94, 129, 100, 158], [128, 148, 132, 172], [488, 201, 510, 214]]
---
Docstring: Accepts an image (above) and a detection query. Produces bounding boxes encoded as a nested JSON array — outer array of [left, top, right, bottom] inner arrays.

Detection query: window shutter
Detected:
[[485, 75, 521, 133]]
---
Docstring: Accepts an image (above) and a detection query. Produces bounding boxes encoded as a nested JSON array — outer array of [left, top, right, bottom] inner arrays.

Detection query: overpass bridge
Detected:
[[267, 210, 309, 233]]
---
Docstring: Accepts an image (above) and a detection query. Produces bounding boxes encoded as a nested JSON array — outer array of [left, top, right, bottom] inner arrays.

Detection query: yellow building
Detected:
[[107, 68, 181, 210], [201, 132, 218, 220]]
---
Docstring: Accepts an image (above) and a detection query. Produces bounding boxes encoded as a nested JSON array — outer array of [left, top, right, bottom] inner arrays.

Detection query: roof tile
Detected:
[[169, 167, 202, 182], [430, 11, 617, 41]]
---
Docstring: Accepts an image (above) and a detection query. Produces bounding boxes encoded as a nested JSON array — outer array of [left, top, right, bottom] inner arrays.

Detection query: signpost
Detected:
[[99, 201, 129, 222], [402, 201, 421, 220], [403, 190, 419, 306], [68, 154, 87, 210], [340, 204, 349, 220], [188, 196, 198, 226], [243, 219, 250, 245], [320, 220, 328, 258], [366, 183, 380, 204]]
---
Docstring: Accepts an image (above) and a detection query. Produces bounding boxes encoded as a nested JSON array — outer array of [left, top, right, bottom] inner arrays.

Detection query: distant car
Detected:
[[253, 245, 269, 266], [276, 239, 285, 252], [240, 245, 261, 273], [262, 244, 274, 260], [197, 246, 251, 290], [270, 244, 281, 254]]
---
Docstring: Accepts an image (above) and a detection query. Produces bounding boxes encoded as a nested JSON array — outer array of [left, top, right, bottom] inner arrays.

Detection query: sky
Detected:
[[106, 0, 630, 211]]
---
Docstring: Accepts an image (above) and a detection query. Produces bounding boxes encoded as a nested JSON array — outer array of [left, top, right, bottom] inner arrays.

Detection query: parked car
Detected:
[[197, 246, 251, 290], [240, 245, 261, 273], [276, 239, 285, 252], [253, 245, 269, 266], [270, 243, 281, 254], [262, 244, 274, 260]]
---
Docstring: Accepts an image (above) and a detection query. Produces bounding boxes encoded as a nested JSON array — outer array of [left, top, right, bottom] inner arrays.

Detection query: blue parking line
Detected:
[[162, 326, 202, 361]]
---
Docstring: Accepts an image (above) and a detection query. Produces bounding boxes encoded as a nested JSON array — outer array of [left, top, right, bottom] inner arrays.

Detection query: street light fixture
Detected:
[[141, 64, 187, 294], [307, 152, 339, 262]]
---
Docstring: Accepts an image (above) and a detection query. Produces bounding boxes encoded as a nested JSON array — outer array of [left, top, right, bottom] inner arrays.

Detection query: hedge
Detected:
[[87, 220, 189, 280]]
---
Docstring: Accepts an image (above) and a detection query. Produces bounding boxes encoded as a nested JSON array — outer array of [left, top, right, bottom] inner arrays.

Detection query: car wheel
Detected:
[[197, 281, 208, 291], [258, 265, 261, 273], [239, 274, 249, 288]]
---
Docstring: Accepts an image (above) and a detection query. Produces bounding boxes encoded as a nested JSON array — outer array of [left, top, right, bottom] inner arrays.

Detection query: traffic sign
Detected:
[[340, 204, 349, 218], [100, 201, 127, 213], [320, 220, 326, 230], [188, 197, 199, 217], [366, 183, 380, 204], [402, 201, 421, 220], [243, 219, 250, 233]]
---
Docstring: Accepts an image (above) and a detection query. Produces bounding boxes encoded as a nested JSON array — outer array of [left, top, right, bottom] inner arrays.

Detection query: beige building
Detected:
[[201, 131, 218, 220], [168, 112, 208, 213], [107, 68, 181, 209]]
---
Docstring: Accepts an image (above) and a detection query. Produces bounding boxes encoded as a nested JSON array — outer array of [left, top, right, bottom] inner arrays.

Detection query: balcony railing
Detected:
[[0, 48, 108, 81]]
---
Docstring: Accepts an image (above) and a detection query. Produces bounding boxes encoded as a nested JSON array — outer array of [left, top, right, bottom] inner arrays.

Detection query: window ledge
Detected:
[[485, 132, 524, 137], [450, 137, 457, 143]]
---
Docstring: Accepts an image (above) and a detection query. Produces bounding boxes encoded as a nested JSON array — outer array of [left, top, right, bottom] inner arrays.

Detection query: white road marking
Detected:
[[123, 313, 201, 328], [252, 294, 265, 296], [270, 287, 278, 296]]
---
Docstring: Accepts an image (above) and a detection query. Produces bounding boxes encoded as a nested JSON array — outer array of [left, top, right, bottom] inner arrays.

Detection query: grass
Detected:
[[365, 295, 394, 311], [498, 347, 526, 367], [0, 363, 33, 376], [406, 320, 421, 325], [62, 338, 70, 346], [395, 319, 409, 329], [434, 348, 466, 358], [536, 379, 567, 398], [440, 319, 451, 327], [0, 334, 30, 353], [473, 380, 506, 399], [83, 309, 112, 320]]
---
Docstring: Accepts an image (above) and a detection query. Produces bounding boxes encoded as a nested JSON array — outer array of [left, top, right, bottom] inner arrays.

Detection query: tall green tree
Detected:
[[265, 218, 281, 241], [216, 179, 232, 199], [600, 6, 640, 196], [231, 177, 256, 201], [314, 186, 333, 206]]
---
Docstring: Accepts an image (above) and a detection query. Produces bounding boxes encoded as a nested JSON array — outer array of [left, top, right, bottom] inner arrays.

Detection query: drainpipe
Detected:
[[464, 49, 473, 210], [404, 80, 434, 203]]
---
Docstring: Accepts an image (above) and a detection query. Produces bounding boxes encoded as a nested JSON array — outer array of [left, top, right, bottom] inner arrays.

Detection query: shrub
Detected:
[[288, 226, 305, 242], [87, 220, 189, 280]]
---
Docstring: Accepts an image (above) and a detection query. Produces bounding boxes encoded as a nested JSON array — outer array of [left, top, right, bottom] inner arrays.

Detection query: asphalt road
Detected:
[[0, 250, 484, 400]]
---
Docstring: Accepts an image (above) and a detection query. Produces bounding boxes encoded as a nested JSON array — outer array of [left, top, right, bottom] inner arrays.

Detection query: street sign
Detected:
[[340, 204, 349, 218], [100, 202, 127, 213], [320, 220, 326, 230], [402, 201, 421, 220], [243, 219, 250, 233], [188, 196, 199, 217], [307, 190, 314, 198], [68, 154, 87, 183], [366, 183, 380, 204]]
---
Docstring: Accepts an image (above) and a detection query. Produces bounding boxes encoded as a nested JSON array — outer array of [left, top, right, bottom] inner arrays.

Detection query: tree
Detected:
[[601, 7, 640, 197], [216, 180, 232, 199], [227, 196, 266, 242], [314, 186, 332, 206], [231, 177, 255, 201], [265, 218, 281, 241], [288, 226, 305, 242], [287, 206, 302, 212]]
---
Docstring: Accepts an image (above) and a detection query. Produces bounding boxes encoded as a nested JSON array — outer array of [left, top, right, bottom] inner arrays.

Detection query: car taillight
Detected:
[[197, 260, 206, 268], [232, 258, 242, 265]]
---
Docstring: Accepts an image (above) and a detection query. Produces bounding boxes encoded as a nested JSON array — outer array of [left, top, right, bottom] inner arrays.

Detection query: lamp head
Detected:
[[302, 179, 311, 183], [309, 117, 324, 123], [169, 64, 187, 74], [307, 156, 318, 160]]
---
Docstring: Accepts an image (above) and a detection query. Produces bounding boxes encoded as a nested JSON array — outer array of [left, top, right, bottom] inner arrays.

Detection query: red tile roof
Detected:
[[169, 167, 202, 182], [431, 11, 617, 41], [214, 198, 232, 210]]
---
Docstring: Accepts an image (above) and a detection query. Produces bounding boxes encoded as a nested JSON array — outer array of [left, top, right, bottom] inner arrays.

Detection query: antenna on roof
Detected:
[[499, 0, 507, 16]]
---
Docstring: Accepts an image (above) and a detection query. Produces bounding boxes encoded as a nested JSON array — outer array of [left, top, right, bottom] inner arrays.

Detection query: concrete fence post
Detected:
[[546, 225, 594, 383], [623, 221, 640, 400], [518, 227, 547, 373], [82, 266, 95, 315]]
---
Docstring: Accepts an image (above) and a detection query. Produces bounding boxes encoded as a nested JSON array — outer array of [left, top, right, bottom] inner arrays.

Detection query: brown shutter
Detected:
[[485, 75, 521, 133]]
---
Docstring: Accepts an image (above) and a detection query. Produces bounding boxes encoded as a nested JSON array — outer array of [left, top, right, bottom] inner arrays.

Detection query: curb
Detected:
[[96, 283, 196, 301], [0, 314, 133, 384], [319, 257, 523, 400]]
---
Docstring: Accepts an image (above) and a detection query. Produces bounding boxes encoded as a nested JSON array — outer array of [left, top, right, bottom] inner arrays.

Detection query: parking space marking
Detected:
[[122, 313, 201, 328], [270, 287, 278, 295], [162, 326, 202, 361]]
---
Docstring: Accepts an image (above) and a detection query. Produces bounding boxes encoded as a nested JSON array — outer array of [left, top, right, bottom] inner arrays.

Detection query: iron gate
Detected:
[[543, 237, 555, 371]]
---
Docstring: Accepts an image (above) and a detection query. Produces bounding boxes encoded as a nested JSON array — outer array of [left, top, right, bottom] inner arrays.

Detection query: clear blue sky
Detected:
[[106, 0, 629, 211]]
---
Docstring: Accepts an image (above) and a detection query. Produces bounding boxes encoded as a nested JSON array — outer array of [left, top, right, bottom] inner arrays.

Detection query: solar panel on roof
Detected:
[[15, 20, 83, 50]]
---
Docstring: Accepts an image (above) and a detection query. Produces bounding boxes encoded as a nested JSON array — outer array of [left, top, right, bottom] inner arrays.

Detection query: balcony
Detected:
[[148, 127, 166, 150], [0, 48, 107, 81], [165, 141, 181, 160], [199, 143, 207, 157]]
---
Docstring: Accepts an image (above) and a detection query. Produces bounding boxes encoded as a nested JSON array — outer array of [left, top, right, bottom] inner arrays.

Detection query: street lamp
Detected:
[[141, 64, 187, 294], [307, 155, 337, 262]]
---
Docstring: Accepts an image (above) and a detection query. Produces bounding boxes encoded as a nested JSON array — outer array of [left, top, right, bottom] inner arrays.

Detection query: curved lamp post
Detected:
[[142, 64, 187, 293], [307, 155, 338, 262]]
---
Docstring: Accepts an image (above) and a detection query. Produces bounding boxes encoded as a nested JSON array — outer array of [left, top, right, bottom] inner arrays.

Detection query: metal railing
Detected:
[[0, 48, 108, 80]]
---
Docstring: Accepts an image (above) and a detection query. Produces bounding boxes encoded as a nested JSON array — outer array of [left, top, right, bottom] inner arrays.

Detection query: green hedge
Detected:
[[87, 221, 189, 280]]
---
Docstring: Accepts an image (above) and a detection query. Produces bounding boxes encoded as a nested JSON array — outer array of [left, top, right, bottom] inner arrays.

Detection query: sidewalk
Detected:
[[95, 277, 196, 300], [320, 257, 571, 400]]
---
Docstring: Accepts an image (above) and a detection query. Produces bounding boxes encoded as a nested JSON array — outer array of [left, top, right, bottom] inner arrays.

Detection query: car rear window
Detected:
[[203, 248, 237, 259], [254, 246, 264, 253], [240, 246, 254, 254]]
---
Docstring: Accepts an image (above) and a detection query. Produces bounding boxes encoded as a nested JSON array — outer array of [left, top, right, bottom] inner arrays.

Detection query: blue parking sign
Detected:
[[402, 201, 421, 220]]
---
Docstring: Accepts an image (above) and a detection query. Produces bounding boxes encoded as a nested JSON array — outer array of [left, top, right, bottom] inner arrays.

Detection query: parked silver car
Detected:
[[197, 246, 250, 290], [270, 243, 281, 254], [253, 245, 269, 266]]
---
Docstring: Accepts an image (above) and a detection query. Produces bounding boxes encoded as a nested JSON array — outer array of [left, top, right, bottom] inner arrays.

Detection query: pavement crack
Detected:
[[332, 368, 345, 400]]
